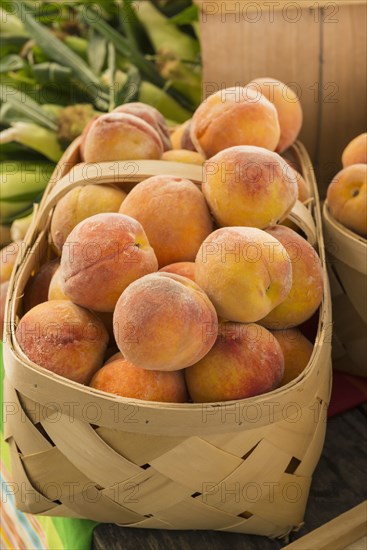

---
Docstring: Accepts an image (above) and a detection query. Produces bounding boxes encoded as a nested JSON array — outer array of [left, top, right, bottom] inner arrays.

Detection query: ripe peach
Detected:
[[170, 119, 196, 151], [119, 175, 213, 267], [48, 266, 69, 301], [23, 259, 60, 312], [261, 225, 324, 328], [202, 146, 298, 229], [16, 300, 109, 384], [113, 102, 171, 151], [113, 272, 218, 371], [0, 280, 9, 339], [284, 161, 311, 202], [0, 240, 22, 282], [90, 357, 188, 403], [82, 113, 163, 163], [159, 261, 196, 282], [271, 328, 313, 386], [191, 86, 280, 158], [195, 227, 292, 323], [248, 78, 303, 153], [161, 149, 205, 165], [60, 213, 158, 312], [342, 133, 367, 167], [51, 184, 126, 252], [326, 164, 367, 236], [185, 322, 284, 402]]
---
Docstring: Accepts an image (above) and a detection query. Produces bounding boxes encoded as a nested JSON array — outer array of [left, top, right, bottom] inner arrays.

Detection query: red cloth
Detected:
[[328, 371, 367, 417]]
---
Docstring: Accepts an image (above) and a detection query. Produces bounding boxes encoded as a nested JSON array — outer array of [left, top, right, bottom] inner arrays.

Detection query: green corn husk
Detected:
[[0, 122, 63, 162], [103, 69, 191, 122], [137, 1, 199, 61], [0, 160, 54, 223], [64, 36, 89, 61], [158, 56, 201, 106], [0, 7, 28, 36], [10, 211, 33, 241], [31, 62, 73, 84], [0, 55, 25, 74], [0, 85, 58, 131]]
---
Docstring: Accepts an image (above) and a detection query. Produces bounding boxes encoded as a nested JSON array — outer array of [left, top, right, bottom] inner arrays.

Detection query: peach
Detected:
[[113, 272, 218, 371], [79, 114, 100, 161], [105, 351, 124, 365], [261, 225, 324, 328], [51, 184, 126, 252], [191, 86, 280, 158], [171, 119, 196, 151], [48, 266, 69, 301], [119, 175, 213, 267], [23, 259, 60, 312], [16, 300, 109, 384], [0, 240, 22, 283], [195, 227, 292, 323], [0, 280, 9, 339], [326, 164, 367, 236], [248, 78, 303, 153], [185, 322, 284, 402], [284, 161, 311, 202], [90, 357, 188, 403], [342, 133, 367, 167], [159, 261, 196, 282], [202, 146, 298, 229], [271, 328, 313, 386], [60, 213, 158, 312], [161, 149, 205, 165], [113, 102, 171, 151], [82, 113, 163, 163]]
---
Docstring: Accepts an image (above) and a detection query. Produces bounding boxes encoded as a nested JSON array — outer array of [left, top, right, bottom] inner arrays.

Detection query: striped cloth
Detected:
[[0, 343, 97, 550]]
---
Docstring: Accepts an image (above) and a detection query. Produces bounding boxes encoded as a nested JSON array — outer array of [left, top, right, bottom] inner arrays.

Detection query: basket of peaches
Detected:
[[1, 80, 332, 534]]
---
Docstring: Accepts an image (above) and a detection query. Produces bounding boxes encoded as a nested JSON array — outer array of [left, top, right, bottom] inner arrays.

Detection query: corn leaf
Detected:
[[32, 62, 72, 85], [0, 55, 25, 73], [0, 122, 62, 162], [169, 5, 199, 25], [0, 84, 58, 130], [78, 6, 195, 111], [115, 66, 141, 105], [88, 28, 107, 76], [12, 6, 109, 110]]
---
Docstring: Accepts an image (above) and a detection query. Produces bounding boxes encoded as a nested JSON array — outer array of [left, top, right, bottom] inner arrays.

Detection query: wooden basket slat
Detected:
[[2, 138, 332, 535], [323, 202, 367, 377]]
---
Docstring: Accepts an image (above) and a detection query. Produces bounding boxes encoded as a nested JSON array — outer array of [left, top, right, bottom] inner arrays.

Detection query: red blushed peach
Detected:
[[271, 328, 313, 386], [113, 102, 171, 151], [119, 175, 213, 268], [83, 113, 163, 163], [90, 357, 188, 403], [248, 78, 303, 153], [60, 213, 158, 312], [113, 272, 218, 371], [0, 280, 9, 339], [159, 262, 196, 282], [202, 146, 298, 229], [195, 227, 292, 323], [23, 259, 60, 312], [185, 322, 284, 402], [0, 240, 22, 283], [261, 225, 324, 328], [191, 86, 280, 158], [161, 149, 205, 165], [16, 300, 109, 384], [326, 164, 367, 236], [50, 184, 126, 252], [342, 133, 367, 167]]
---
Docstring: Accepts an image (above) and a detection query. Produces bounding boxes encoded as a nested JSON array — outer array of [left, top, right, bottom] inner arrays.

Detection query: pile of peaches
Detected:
[[6, 78, 325, 404], [326, 132, 367, 237]]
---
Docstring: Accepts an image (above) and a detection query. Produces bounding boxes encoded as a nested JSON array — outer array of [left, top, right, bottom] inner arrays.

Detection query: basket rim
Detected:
[[323, 201, 367, 250]]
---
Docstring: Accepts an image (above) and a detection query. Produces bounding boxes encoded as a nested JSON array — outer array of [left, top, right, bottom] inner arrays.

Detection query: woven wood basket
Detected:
[[323, 203, 366, 378], [2, 139, 332, 537], [195, 0, 367, 195]]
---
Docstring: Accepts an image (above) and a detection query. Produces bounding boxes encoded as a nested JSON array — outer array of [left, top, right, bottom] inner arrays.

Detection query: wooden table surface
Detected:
[[93, 404, 367, 550]]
